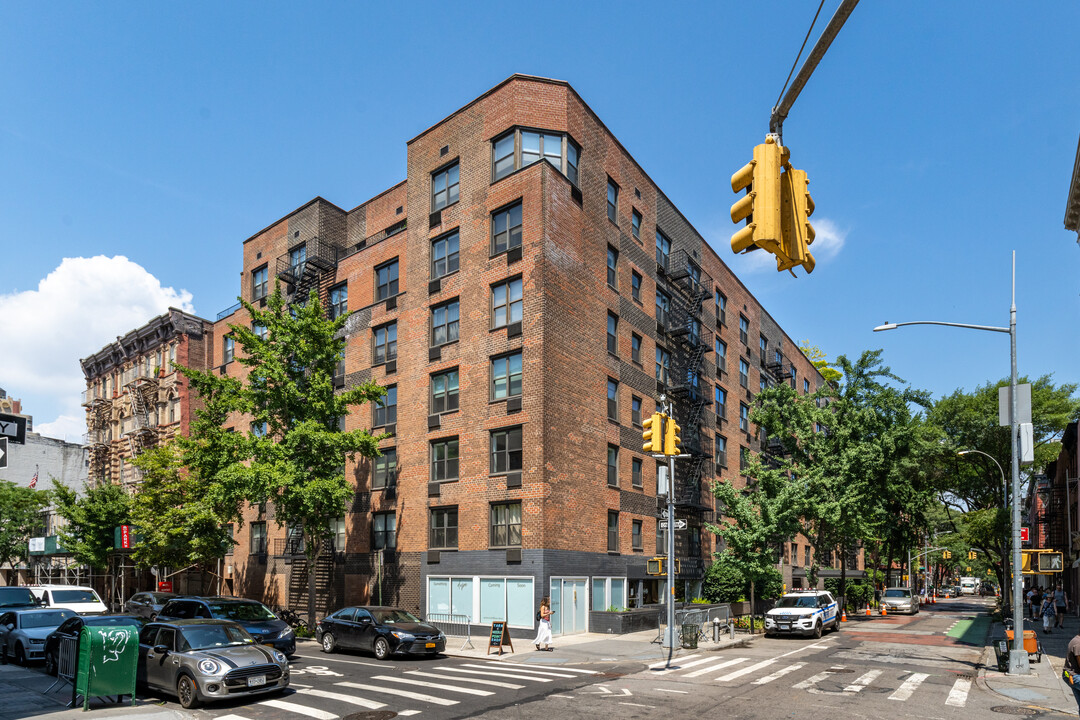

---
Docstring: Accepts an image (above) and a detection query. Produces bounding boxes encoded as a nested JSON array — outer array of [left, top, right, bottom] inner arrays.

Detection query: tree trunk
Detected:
[[306, 532, 321, 630], [883, 541, 893, 589], [749, 580, 756, 635], [839, 538, 848, 614]]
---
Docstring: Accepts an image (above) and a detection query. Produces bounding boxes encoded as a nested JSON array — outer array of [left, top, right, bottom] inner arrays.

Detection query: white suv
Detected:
[[28, 585, 108, 615], [764, 590, 840, 638]]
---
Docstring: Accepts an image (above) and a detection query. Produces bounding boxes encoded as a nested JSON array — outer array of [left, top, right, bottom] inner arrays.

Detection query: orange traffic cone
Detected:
[[841, 609, 847, 622], [866, 603, 871, 616], [881, 604, 887, 616]]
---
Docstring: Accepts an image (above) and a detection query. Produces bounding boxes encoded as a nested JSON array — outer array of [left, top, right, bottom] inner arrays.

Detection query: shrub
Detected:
[[704, 555, 783, 603]]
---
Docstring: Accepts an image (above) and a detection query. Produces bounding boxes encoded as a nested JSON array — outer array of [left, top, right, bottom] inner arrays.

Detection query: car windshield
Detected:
[[371, 609, 422, 624], [51, 590, 100, 603], [21, 610, 76, 628], [207, 602, 277, 621], [775, 597, 818, 609], [178, 624, 255, 650], [0, 589, 36, 608], [885, 589, 910, 598]]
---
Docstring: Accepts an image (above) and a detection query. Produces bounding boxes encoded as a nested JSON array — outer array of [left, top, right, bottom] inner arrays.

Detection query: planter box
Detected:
[[589, 607, 660, 634]]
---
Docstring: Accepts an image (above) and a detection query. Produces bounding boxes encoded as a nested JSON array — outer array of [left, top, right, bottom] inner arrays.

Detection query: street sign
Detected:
[[0, 436, 6, 469], [0, 413, 27, 445], [1021, 527, 1029, 543], [660, 508, 669, 519], [659, 520, 687, 530], [999, 383, 1032, 426]]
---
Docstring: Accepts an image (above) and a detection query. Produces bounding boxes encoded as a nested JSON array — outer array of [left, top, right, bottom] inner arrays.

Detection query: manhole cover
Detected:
[[343, 712, 397, 720], [825, 668, 855, 674], [990, 707, 1042, 716]]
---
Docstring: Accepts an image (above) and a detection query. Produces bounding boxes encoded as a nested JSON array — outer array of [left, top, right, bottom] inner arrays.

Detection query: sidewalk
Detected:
[[980, 611, 1080, 716]]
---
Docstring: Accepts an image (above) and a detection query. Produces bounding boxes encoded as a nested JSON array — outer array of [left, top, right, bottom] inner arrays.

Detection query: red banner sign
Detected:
[[157, 581, 173, 592], [120, 525, 131, 549], [1021, 527, 1029, 543]]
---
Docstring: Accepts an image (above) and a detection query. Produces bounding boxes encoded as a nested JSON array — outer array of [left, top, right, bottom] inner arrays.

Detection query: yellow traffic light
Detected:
[[968, 550, 977, 560], [942, 550, 952, 560], [664, 418, 682, 456], [730, 136, 784, 257], [779, 166, 816, 275], [643, 413, 665, 455]]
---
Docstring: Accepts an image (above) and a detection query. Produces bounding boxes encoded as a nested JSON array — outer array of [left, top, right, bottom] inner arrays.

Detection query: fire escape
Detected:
[[1035, 474, 1067, 552], [81, 390, 112, 481], [122, 373, 159, 464], [760, 353, 794, 468], [276, 237, 340, 301]]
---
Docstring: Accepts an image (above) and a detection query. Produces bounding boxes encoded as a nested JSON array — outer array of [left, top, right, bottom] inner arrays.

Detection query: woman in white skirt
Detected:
[[534, 597, 554, 650]]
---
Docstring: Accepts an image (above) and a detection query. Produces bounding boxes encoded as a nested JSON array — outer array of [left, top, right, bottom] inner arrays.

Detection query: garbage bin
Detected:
[[681, 623, 699, 649]]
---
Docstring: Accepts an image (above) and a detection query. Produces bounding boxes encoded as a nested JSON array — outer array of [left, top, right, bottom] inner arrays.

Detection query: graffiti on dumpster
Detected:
[[101, 628, 134, 663]]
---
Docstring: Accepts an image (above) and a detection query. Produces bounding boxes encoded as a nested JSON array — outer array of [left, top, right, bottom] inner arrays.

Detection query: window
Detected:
[[431, 438, 459, 482], [490, 502, 522, 547], [687, 262, 701, 293], [739, 315, 749, 345], [656, 347, 671, 385], [567, 143, 579, 185], [431, 369, 460, 414], [492, 203, 523, 255], [250, 421, 267, 437], [690, 317, 701, 347], [491, 352, 523, 399], [740, 446, 750, 471], [522, 130, 563, 169], [739, 403, 750, 432], [631, 270, 642, 303], [250, 521, 267, 554], [716, 435, 728, 468], [431, 231, 460, 279], [225, 524, 234, 555], [432, 162, 459, 211], [290, 245, 307, 275], [607, 379, 619, 421], [631, 333, 642, 365], [252, 322, 267, 341], [715, 387, 727, 418], [223, 336, 235, 364], [430, 507, 458, 549], [607, 178, 619, 223], [432, 300, 460, 346], [632, 457, 643, 488], [655, 230, 671, 269], [739, 360, 749, 388], [490, 426, 523, 474], [607, 445, 619, 486], [805, 546, 812, 567], [374, 386, 397, 428], [328, 284, 348, 320], [492, 128, 579, 184], [330, 517, 346, 553], [373, 323, 397, 364], [252, 266, 268, 301], [715, 290, 726, 325], [775, 348, 783, 365], [607, 313, 618, 354], [607, 511, 619, 552], [791, 543, 798, 565], [491, 278, 522, 329], [493, 133, 515, 181], [607, 245, 618, 288], [688, 527, 701, 557], [376, 260, 399, 302], [715, 338, 727, 373], [655, 290, 670, 327], [804, 379, 810, 394], [373, 512, 397, 550], [760, 377, 767, 392], [632, 520, 643, 550], [373, 449, 397, 490], [631, 209, 642, 240], [631, 396, 643, 427], [760, 336, 768, 364]]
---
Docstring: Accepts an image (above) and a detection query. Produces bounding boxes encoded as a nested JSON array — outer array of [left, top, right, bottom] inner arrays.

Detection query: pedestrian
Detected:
[[1043, 593, 1056, 634], [533, 597, 554, 651], [1033, 587, 1044, 620], [1066, 625, 1080, 710], [1027, 586, 1036, 620], [1056, 584, 1069, 629]]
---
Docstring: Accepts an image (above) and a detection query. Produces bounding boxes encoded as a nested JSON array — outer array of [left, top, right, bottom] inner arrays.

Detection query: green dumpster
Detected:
[[681, 622, 699, 649], [75, 624, 139, 711]]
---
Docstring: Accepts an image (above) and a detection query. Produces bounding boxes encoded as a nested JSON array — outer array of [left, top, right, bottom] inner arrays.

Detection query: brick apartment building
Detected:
[[206, 74, 838, 635]]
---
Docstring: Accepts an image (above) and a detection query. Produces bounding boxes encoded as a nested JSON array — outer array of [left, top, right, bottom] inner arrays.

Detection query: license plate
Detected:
[[425, 642, 436, 648], [779, 624, 789, 630], [247, 675, 266, 687]]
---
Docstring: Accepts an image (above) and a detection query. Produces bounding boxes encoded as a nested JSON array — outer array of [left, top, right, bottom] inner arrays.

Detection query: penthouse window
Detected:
[[431, 300, 460, 346], [491, 278, 522, 329], [251, 265, 268, 301], [492, 128, 580, 185], [491, 202, 523, 256], [431, 231, 460, 280], [432, 161, 459, 211], [375, 260, 399, 302]]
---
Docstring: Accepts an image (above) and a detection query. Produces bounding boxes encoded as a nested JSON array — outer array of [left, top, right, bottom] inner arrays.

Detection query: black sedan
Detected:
[[43, 614, 145, 676], [316, 606, 446, 660], [125, 592, 177, 620]]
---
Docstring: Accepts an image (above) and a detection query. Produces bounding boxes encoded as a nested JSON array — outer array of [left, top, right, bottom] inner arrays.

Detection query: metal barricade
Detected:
[[45, 635, 78, 698], [707, 604, 735, 640], [654, 607, 713, 645], [425, 613, 475, 651]]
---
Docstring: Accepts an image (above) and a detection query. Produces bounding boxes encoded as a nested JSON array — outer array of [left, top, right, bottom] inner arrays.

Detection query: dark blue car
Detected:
[[156, 597, 295, 656]]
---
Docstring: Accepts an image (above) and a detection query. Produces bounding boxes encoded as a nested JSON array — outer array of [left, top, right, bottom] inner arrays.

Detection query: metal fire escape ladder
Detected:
[[276, 237, 340, 301]]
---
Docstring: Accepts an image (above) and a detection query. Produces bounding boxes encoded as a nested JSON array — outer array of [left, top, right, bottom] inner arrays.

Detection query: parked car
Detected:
[[0, 608, 77, 664], [28, 585, 108, 615], [125, 592, 177, 620], [137, 619, 289, 709], [156, 597, 295, 656], [43, 614, 145, 675], [0, 587, 41, 611], [316, 606, 447, 659], [882, 587, 919, 615], [763, 591, 840, 638], [940, 586, 957, 598]]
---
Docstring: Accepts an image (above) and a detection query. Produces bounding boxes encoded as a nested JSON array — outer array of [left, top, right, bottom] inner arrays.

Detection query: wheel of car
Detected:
[[177, 675, 202, 709], [44, 650, 58, 676], [812, 621, 823, 640], [14, 643, 26, 666], [832, 618, 840, 632], [373, 637, 391, 661], [321, 632, 336, 653]]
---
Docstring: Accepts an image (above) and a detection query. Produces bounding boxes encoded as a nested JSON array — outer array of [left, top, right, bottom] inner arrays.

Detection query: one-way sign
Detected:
[[659, 519, 687, 530], [0, 437, 7, 469]]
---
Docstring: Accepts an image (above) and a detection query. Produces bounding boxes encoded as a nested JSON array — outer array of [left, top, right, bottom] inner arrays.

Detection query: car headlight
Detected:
[[438, 632, 446, 642], [391, 631, 415, 642], [277, 627, 295, 640], [198, 659, 223, 675], [272, 650, 287, 663]]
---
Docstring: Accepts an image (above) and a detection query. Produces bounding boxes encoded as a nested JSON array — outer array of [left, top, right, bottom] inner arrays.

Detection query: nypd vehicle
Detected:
[[764, 590, 840, 639]]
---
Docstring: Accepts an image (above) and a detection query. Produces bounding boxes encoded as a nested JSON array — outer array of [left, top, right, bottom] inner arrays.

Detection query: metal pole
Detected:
[[1008, 251, 1029, 675], [667, 453, 676, 649]]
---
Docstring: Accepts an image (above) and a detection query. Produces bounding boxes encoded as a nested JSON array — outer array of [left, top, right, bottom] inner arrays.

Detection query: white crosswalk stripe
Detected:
[[405, 670, 525, 689], [294, 687, 388, 709], [889, 672, 929, 701], [336, 681, 460, 706], [652, 655, 724, 674], [752, 662, 806, 685], [437, 666, 553, 682], [682, 657, 747, 678], [945, 677, 971, 707], [460, 663, 577, 678], [649, 654, 700, 669], [792, 667, 843, 690], [715, 658, 776, 682], [259, 699, 338, 719], [511, 662, 599, 674], [843, 669, 882, 693], [371, 674, 494, 696]]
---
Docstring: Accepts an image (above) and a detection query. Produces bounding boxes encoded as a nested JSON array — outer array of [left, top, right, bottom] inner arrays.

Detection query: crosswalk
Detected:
[[647, 654, 973, 708], [211, 660, 599, 720]]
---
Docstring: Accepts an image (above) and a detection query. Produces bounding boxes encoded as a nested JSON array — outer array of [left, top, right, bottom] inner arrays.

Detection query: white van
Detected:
[[959, 577, 978, 595], [28, 585, 108, 615]]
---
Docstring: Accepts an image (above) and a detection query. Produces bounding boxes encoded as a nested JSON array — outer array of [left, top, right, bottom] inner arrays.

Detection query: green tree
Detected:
[[50, 480, 132, 572], [798, 341, 842, 385], [0, 481, 49, 578]]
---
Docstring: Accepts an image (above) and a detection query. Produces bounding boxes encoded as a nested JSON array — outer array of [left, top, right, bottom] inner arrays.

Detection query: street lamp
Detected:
[[873, 252, 1026, 675]]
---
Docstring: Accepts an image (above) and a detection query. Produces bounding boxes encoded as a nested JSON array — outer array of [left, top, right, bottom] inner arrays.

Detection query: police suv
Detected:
[[764, 590, 840, 639]]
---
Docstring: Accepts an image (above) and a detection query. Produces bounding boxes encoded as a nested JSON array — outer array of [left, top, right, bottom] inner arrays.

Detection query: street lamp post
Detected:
[[873, 252, 1026, 675], [959, 449, 1010, 609]]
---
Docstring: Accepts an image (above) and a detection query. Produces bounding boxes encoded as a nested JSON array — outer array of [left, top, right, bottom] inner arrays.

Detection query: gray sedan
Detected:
[[125, 591, 177, 620], [882, 587, 919, 614], [0, 608, 77, 664], [138, 619, 289, 709]]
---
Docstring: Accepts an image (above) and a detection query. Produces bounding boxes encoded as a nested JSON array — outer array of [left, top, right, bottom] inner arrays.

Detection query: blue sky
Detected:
[[2, 1, 1078, 441]]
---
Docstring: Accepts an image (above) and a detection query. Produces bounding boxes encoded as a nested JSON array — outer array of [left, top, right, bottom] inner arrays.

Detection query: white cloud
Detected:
[[727, 217, 847, 275], [0, 256, 194, 440]]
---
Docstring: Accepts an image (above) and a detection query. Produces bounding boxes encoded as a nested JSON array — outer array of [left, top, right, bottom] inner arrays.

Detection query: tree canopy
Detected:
[[0, 481, 50, 574]]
